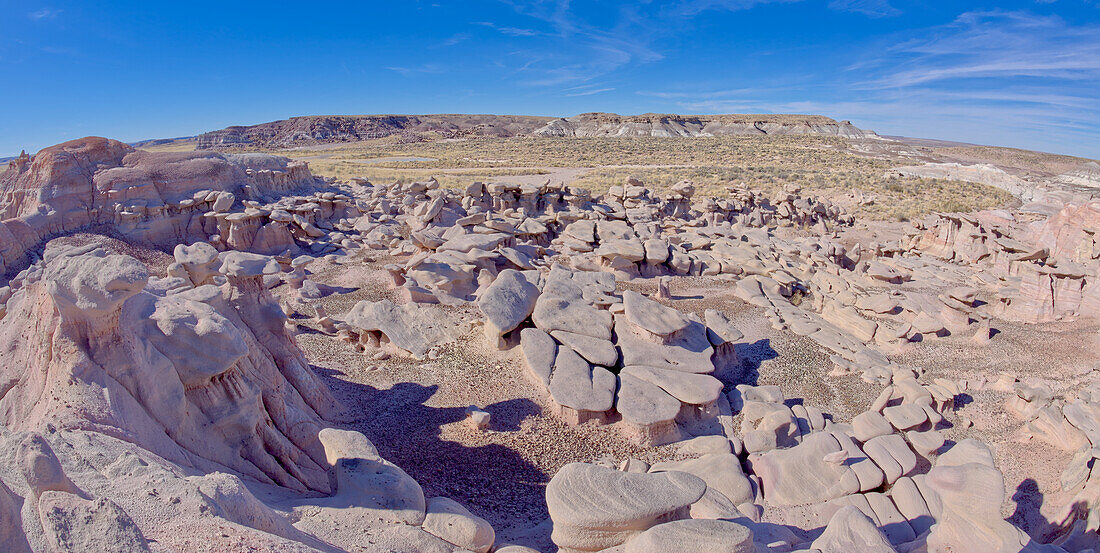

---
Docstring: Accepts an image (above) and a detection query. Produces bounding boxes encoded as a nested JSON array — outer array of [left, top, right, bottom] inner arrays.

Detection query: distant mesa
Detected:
[[195, 112, 878, 149]]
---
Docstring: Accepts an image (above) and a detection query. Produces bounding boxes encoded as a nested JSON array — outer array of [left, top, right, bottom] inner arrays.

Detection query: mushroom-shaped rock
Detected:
[[317, 428, 381, 465], [422, 497, 496, 553], [616, 373, 683, 446], [549, 346, 616, 423], [220, 251, 280, 278], [144, 296, 249, 388], [345, 300, 454, 359], [479, 269, 540, 347], [615, 316, 715, 374], [172, 242, 221, 286], [624, 519, 755, 553], [546, 463, 706, 553], [43, 245, 149, 320]]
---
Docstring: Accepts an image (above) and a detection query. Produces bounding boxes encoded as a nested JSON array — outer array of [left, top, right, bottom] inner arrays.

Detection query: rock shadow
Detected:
[[311, 366, 551, 529], [730, 338, 779, 386]]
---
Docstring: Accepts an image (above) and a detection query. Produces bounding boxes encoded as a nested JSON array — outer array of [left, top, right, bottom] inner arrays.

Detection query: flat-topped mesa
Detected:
[[0, 137, 339, 276], [533, 112, 876, 139], [194, 113, 877, 149], [0, 236, 338, 494]]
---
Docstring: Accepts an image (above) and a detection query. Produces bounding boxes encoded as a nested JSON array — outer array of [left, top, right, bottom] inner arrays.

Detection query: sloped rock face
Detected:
[[903, 203, 1099, 323], [0, 235, 492, 552], [197, 114, 557, 149], [0, 136, 132, 219], [0, 137, 325, 275], [0, 237, 337, 493]]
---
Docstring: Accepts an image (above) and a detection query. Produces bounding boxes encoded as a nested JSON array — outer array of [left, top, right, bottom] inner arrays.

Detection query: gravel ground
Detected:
[[288, 233, 1100, 545]]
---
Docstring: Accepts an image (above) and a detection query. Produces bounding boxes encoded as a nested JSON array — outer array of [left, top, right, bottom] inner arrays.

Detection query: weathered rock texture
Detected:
[[195, 113, 876, 149]]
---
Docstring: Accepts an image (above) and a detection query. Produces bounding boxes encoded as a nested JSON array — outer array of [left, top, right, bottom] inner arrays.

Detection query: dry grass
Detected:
[[939, 145, 1096, 176], [571, 167, 1016, 221], [304, 160, 549, 188], [137, 139, 199, 153], [284, 136, 880, 171], [250, 135, 1017, 221]]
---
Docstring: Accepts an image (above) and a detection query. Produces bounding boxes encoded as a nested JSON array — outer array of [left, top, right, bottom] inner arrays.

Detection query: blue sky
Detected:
[[2, 0, 1098, 158]]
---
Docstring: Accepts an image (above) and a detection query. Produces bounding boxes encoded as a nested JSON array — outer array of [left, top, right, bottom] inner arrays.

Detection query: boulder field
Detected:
[[0, 136, 1096, 552]]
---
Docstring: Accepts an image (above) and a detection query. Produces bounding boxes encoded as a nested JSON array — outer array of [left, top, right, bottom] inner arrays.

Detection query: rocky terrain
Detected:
[[194, 113, 876, 150], [0, 135, 1097, 553]]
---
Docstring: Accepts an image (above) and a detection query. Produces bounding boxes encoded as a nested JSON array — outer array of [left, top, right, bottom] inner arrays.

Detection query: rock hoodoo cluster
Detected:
[[0, 137, 356, 276], [0, 135, 1096, 552]]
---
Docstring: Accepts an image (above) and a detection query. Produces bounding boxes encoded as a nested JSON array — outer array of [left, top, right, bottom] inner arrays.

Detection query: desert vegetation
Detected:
[[251, 136, 1016, 220]]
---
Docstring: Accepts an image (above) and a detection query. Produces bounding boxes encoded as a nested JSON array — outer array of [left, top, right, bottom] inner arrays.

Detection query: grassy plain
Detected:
[[137, 134, 1018, 220]]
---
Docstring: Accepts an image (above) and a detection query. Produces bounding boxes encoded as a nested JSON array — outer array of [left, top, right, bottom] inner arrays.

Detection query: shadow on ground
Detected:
[[312, 366, 550, 531]]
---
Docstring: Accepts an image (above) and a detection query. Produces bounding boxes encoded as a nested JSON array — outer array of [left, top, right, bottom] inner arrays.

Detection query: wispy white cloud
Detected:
[[564, 87, 615, 97], [637, 87, 796, 100], [642, 10, 1100, 156], [492, 0, 905, 90], [385, 64, 447, 76], [860, 11, 1100, 88], [28, 8, 61, 20], [475, 21, 541, 36], [442, 33, 471, 46], [664, 0, 799, 17], [498, 0, 665, 86], [827, 0, 899, 18]]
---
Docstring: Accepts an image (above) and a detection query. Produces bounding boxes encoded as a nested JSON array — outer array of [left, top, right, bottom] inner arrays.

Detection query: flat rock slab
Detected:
[[616, 373, 681, 427], [551, 330, 619, 367], [547, 463, 706, 552], [520, 328, 557, 387], [624, 519, 755, 553], [422, 497, 495, 553], [621, 365, 723, 405], [616, 316, 714, 374], [548, 345, 616, 414], [479, 269, 540, 337], [623, 290, 690, 337], [533, 294, 613, 340], [345, 300, 455, 359], [649, 453, 755, 506], [438, 233, 507, 253]]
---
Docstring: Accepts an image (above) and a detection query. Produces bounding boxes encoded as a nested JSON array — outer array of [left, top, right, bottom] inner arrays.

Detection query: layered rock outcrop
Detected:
[[195, 113, 877, 149], [0, 137, 336, 275]]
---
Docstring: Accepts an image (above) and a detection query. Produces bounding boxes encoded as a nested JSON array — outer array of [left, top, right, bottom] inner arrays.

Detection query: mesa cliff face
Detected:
[[196, 114, 558, 149], [194, 112, 877, 149], [532, 112, 876, 138]]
